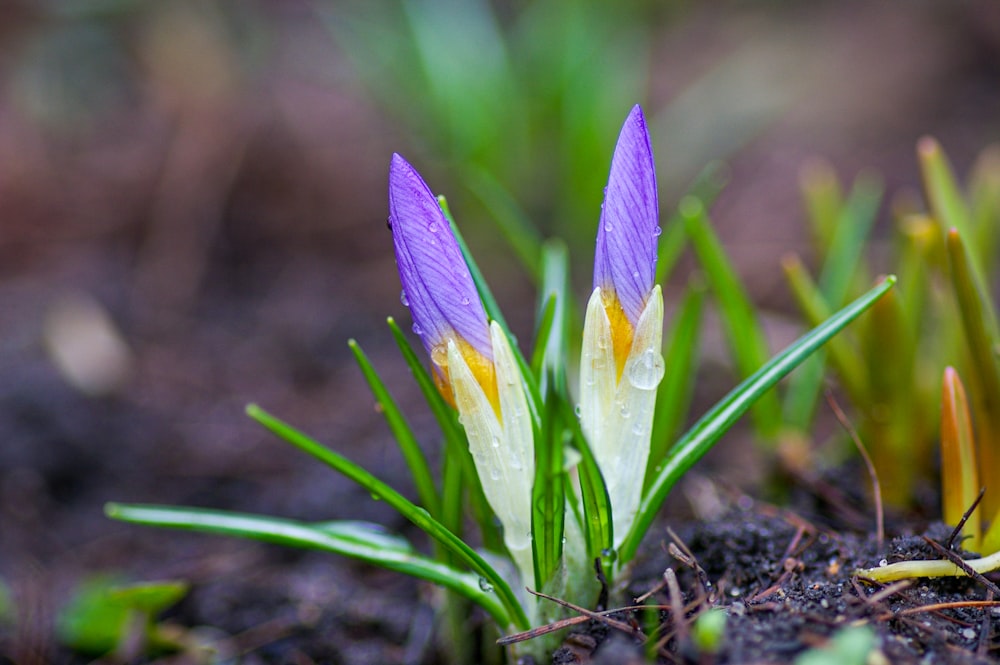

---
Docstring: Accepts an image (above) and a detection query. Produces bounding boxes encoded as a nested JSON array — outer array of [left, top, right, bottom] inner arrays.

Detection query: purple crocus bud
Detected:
[[581, 105, 664, 550], [592, 105, 659, 330], [388, 153, 495, 399], [388, 154, 535, 585]]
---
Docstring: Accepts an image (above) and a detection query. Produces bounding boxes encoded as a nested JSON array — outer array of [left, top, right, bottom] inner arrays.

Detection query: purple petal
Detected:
[[593, 105, 659, 325], [388, 153, 492, 359]]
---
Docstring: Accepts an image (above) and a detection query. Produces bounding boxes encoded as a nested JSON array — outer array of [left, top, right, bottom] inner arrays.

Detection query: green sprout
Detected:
[[56, 576, 189, 659], [108, 106, 894, 659], [794, 625, 877, 665], [857, 366, 1000, 582], [779, 139, 1000, 508]]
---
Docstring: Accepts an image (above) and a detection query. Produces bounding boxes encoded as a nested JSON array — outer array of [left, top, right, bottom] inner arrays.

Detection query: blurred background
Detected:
[[0, 0, 998, 662]]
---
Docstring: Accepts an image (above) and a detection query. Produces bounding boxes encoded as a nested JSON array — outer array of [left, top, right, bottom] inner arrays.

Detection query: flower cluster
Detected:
[[388, 105, 663, 583]]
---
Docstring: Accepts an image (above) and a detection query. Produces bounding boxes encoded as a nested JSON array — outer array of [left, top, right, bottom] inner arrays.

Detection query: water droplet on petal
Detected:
[[604, 222, 613, 232], [400, 290, 409, 307], [428, 222, 438, 233], [574, 404, 582, 417], [491, 435, 501, 448], [509, 453, 523, 470], [478, 577, 494, 592], [619, 404, 631, 418], [626, 349, 665, 390], [489, 467, 500, 480], [632, 270, 640, 279], [431, 345, 448, 368], [460, 296, 470, 306], [653, 225, 663, 237], [412, 323, 423, 335]]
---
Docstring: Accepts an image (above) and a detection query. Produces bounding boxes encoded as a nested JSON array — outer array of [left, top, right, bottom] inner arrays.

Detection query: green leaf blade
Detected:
[[105, 503, 512, 628], [349, 339, 440, 518], [243, 405, 529, 630], [622, 276, 897, 563]]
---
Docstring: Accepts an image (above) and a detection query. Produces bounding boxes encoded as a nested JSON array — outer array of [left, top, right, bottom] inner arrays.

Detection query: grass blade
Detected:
[[681, 196, 781, 438], [621, 276, 897, 563], [782, 174, 881, 430], [245, 404, 529, 630], [533, 240, 571, 396], [531, 376, 566, 589], [349, 339, 440, 518], [946, 229, 1000, 517], [940, 368, 981, 551], [655, 162, 728, 287], [562, 400, 614, 573], [781, 255, 867, 406], [799, 159, 844, 253], [462, 166, 544, 279], [646, 281, 705, 490], [105, 504, 512, 628], [386, 318, 497, 548]]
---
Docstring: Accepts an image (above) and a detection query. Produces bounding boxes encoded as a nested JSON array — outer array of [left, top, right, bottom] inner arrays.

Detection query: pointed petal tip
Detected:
[[593, 105, 659, 324]]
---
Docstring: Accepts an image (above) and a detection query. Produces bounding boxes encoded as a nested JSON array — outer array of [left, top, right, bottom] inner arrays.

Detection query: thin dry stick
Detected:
[[863, 579, 913, 606], [666, 526, 713, 600], [896, 600, 1000, 616], [922, 536, 1000, 597], [977, 590, 993, 658], [497, 598, 657, 646], [528, 589, 645, 640], [945, 487, 986, 550], [826, 391, 884, 548], [664, 568, 687, 644]]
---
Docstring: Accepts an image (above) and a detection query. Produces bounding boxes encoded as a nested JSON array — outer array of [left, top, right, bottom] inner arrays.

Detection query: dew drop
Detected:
[[412, 323, 423, 335], [491, 435, 501, 449], [428, 222, 439, 233], [653, 225, 662, 237], [603, 222, 613, 232], [478, 577, 494, 592], [574, 404, 582, 417], [399, 290, 409, 307], [431, 345, 448, 368], [509, 453, 523, 470], [626, 348, 665, 391], [619, 404, 631, 418], [632, 270, 640, 279], [489, 467, 500, 480], [460, 296, 471, 306], [600, 547, 618, 563]]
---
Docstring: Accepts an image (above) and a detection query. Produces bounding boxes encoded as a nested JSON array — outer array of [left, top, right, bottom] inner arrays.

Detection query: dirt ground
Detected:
[[1, 2, 999, 663]]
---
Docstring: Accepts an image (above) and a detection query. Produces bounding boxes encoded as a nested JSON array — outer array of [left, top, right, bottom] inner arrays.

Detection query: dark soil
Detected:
[[546, 505, 999, 664]]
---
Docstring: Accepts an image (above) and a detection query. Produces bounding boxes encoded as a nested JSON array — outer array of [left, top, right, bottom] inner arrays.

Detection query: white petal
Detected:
[[579, 288, 617, 468], [608, 285, 663, 546], [448, 333, 534, 584], [578, 286, 664, 550]]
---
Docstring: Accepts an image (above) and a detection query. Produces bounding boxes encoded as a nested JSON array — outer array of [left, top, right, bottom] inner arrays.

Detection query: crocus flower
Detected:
[[388, 153, 535, 584], [580, 106, 664, 550]]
